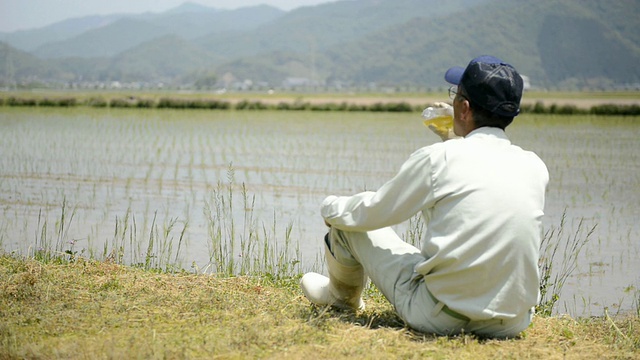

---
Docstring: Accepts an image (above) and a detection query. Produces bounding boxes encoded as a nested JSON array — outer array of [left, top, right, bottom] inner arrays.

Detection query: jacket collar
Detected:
[[466, 126, 510, 142]]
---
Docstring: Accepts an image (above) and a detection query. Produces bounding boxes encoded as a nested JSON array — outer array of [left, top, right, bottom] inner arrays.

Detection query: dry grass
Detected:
[[1, 255, 638, 359]]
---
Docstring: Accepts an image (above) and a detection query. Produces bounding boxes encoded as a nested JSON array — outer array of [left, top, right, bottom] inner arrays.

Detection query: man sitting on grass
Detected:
[[300, 55, 549, 338]]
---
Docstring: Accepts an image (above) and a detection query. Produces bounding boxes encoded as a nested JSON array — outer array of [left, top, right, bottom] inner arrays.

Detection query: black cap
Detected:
[[445, 55, 523, 117]]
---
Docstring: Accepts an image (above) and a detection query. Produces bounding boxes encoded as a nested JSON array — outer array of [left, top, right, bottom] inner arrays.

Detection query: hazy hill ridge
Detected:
[[0, 0, 638, 89]]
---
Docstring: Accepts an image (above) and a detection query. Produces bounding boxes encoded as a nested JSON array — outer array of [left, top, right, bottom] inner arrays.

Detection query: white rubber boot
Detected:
[[300, 240, 366, 311]]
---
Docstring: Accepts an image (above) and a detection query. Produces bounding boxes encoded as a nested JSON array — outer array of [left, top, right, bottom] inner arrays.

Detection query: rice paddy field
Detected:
[[0, 105, 638, 318]]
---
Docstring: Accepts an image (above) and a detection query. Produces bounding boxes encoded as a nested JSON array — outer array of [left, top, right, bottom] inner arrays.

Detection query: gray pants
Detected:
[[327, 226, 532, 338]]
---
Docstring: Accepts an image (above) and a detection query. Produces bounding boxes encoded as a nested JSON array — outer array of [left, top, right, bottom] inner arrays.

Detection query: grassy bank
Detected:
[[1, 255, 638, 359]]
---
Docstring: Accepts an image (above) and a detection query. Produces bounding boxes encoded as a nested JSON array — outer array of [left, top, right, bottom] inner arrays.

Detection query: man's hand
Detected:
[[433, 102, 453, 117], [428, 102, 461, 141], [428, 124, 457, 141]]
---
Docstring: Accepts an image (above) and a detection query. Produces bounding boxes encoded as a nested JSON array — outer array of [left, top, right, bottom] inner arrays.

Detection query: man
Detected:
[[300, 55, 549, 338]]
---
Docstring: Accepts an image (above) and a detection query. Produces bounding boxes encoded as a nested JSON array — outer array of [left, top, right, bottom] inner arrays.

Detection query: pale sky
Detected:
[[0, 0, 342, 32]]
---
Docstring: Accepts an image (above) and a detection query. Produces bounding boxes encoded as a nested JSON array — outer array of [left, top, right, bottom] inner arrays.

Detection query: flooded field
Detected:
[[0, 107, 638, 317]]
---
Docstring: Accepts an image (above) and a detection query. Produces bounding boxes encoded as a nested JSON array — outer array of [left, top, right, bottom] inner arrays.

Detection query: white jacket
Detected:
[[321, 127, 549, 321]]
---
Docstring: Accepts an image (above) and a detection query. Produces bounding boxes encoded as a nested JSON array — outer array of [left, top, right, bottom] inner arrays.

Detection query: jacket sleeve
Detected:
[[321, 146, 437, 231]]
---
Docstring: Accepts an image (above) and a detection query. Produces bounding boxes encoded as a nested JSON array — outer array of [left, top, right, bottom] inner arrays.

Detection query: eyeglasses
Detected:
[[448, 86, 458, 100], [448, 86, 468, 101]]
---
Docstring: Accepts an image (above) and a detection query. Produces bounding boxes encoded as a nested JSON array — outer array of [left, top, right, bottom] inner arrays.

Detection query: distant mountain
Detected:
[[217, 0, 640, 89], [41, 35, 224, 84], [0, 43, 69, 82], [164, 2, 220, 14], [148, 5, 286, 40], [107, 35, 222, 82], [33, 18, 173, 58], [196, 0, 488, 60], [32, 4, 285, 59], [0, 0, 638, 90], [0, 14, 125, 52]]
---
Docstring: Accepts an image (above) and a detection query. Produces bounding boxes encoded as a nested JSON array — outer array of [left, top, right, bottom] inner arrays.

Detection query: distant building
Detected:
[[282, 77, 324, 89], [282, 77, 311, 88]]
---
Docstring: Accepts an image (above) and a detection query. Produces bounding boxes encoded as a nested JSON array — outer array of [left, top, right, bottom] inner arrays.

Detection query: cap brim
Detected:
[[445, 66, 465, 85]]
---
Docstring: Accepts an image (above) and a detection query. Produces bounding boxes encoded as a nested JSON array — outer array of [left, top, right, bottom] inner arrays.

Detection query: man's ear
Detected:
[[460, 100, 475, 131]]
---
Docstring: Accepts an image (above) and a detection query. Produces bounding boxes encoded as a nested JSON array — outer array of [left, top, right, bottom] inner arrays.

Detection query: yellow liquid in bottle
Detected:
[[423, 115, 453, 132]]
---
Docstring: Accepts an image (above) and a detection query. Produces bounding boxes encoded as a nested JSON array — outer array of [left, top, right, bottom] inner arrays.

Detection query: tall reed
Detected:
[[537, 210, 596, 316], [32, 198, 78, 263], [13, 160, 309, 277], [202, 167, 303, 278]]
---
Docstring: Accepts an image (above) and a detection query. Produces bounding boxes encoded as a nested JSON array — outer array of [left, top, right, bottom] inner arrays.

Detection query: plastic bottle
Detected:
[[421, 107, 453, 132]]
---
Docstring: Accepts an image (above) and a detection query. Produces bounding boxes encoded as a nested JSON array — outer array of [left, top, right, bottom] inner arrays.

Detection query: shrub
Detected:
[[187, 100, 204, 109], [310, 103, 340, 111], [6, 97, 37, 106], [58, 98, 77, 107], [336, 102, 349, 111], [235, 100, 268, 110], [136, 99, 155, 108], [38, 98, 56, 107], [367, 102, 386, 112], [523, 101, 547, 114], [276, 102, 290, 110], [347, 104, 366, 111], [87, 97, 108, 107], [201, 99, 230, 110], [385, 102, 413, 112], [158, 97, 185, 109], [186, 99, 230, 110], [109, 98, 136, 108], [555, 104, 584, 115], [591, 104, 640, 116], [290, 101, 310, 111], [39, 97, 77, 107]]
